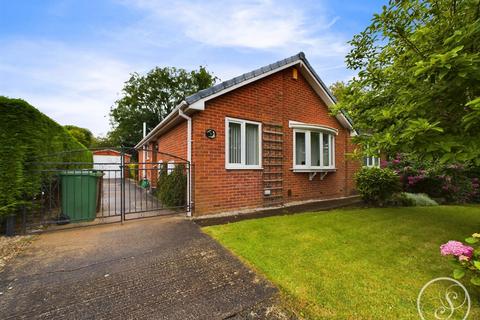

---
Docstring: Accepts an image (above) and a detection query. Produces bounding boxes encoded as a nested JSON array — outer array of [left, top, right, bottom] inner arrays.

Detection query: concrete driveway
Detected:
[[0, 216, 286, 319]]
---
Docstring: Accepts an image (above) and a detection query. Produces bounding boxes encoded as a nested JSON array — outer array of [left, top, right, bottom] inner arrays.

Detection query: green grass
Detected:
[[204, 206, 480, 319]]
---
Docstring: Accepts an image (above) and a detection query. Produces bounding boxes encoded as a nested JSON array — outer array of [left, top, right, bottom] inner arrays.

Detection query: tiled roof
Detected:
[[185, 52, 337, 105], [135, 52, 354, 149]]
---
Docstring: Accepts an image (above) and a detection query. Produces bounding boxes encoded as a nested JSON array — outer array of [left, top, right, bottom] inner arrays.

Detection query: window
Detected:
[[293, 129, 335, 170], [225, 117, 262, 169], [364, 156, 380, 167], [295, 131, 306, 165], [167, 161, 175, 174]]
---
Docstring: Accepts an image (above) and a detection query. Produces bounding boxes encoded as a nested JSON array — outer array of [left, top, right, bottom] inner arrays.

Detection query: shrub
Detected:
[[384, 153, 480, 203], [355, 167, 400, 206], [0, 97, 92, 218], [156, 164, 187, 208], [389, 192, 438, 207], [127, 163, 138, 180], [441, 234, 480, 287]]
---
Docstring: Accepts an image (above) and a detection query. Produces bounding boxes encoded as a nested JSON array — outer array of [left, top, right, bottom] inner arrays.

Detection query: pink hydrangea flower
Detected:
[[440, 241, 474, 258], [459, 255, 471, 262]]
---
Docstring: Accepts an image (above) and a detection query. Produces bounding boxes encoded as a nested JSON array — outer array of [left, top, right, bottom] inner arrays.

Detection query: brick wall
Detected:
[[191, 67, 361, 216], [141, 122, 189, 186], [155, 121, 188, 161], [345, 136, 361, 195]]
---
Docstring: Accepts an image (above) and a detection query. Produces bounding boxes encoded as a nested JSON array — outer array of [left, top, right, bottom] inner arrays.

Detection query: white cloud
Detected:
[[0, 40, 135, 136], [1, 0, 354, 138], [123, 0, 349, 57]]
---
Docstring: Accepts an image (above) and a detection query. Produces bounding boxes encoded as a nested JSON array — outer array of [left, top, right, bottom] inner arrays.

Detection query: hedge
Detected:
[[0, 97, 92, 218]]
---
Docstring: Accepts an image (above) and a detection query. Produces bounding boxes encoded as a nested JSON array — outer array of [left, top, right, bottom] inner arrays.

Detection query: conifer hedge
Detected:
[[0, 97, 92, 218]]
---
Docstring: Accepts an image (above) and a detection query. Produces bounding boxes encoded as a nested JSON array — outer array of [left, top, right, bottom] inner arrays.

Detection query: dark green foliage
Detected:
[[156, 164, 187, 208], [336, 0, 480, 164], [90, 135, 115, 148], [329, 81, 348, 103], [127, 163, 138, 180], [64, 125, 93, 147], [355, 167, 401, 205], [109, 66, 217, 147], [0, 97, 92, 217], [385, 154, 480, 203]]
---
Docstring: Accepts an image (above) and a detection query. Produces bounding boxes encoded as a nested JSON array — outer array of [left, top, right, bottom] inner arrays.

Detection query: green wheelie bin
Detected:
[[59, 170, 103, 223]]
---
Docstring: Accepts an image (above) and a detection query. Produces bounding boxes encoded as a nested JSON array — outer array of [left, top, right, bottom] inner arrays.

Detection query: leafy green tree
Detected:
[[90, 135, 115, 148], [64, 125, 93, 147], [109, 66, 217, 147], [335, 0, 480, 164], [329, 81, 348, 103]]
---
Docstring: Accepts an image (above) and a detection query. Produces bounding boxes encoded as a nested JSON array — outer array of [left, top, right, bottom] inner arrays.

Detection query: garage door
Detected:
[[93, 155, 121, 179]]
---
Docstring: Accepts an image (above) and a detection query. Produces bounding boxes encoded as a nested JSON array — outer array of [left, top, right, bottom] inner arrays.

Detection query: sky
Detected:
[[0, 0, 386, 136]]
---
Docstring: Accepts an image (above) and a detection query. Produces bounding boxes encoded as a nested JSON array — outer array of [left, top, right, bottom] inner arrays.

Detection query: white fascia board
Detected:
[[189, 100, 205, 110], [288, 120, 339, 135], [298, 62, 354, 131]]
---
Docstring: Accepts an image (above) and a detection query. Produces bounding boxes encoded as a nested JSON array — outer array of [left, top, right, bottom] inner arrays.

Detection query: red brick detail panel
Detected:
[[191, 67, 360, 216]]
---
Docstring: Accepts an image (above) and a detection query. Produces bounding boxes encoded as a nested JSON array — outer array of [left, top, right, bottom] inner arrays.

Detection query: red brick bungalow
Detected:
[[135, 53, 360, 217]]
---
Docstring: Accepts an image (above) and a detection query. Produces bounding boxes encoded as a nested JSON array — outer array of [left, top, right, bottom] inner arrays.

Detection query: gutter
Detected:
[[178, 108, 192, 217]]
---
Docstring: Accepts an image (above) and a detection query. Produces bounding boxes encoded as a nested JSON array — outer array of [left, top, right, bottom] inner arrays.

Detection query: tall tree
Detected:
[[64, 125, 94, 148], [329, 81, 348, 103], [335, 0, 480, 164], [109, 66, 217, 147]]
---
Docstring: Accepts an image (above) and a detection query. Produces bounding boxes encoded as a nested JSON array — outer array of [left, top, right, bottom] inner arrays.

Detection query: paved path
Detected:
[[0, 217, 284, 319], [99, 178, 175, 218]]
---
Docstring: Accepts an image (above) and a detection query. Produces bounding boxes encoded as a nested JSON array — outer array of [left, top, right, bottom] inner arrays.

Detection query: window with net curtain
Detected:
[[294, 129, 335, 169], [226, 118, 261, 168]]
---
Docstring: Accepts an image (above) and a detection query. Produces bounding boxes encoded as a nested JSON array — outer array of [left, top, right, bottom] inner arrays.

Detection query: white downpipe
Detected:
[[178, 108, 192, 217]]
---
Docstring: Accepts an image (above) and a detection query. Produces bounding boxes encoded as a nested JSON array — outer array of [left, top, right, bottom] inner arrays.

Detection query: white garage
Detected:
[[93, 149, 131, 179]]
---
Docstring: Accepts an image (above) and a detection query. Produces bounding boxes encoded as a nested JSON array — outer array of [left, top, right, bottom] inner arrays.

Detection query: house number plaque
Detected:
[[205, 129, 216, 139]]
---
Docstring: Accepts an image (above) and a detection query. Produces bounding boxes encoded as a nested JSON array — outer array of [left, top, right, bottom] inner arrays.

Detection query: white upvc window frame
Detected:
[[364, 156, 380, 167], [225, 117, 262, 170], [292, 126, 336, 171]]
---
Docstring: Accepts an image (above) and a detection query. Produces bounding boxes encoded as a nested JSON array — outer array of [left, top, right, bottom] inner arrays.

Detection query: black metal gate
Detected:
[[19, 147, 190, 233]]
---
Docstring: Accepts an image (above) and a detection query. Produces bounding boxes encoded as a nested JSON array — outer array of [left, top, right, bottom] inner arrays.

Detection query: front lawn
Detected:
[[204, 206, 480, 319]]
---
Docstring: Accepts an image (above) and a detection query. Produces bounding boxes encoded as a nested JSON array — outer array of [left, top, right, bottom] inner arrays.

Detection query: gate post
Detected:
[[120, 146, 125, 224]]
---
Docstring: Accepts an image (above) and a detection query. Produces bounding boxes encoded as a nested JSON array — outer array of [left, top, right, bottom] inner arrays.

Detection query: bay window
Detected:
[[293, 129, 335, 170], [225, 117, 262, 169]]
